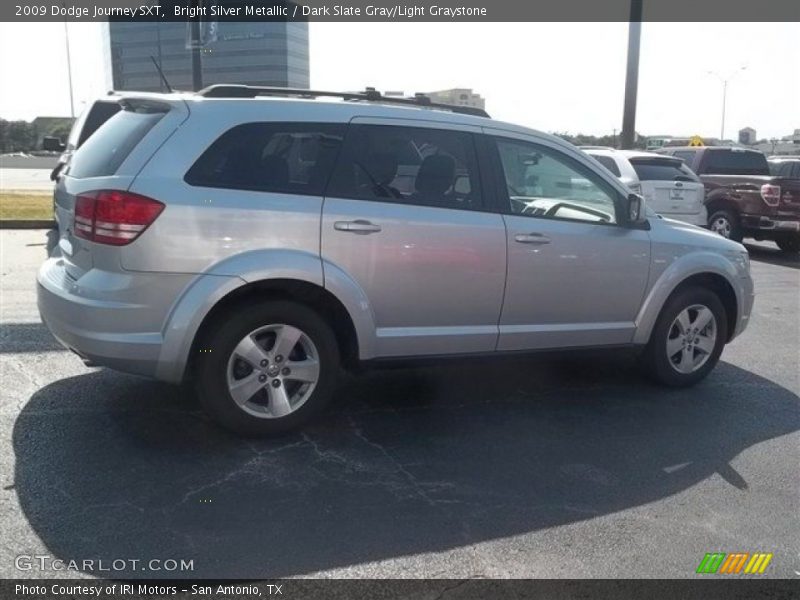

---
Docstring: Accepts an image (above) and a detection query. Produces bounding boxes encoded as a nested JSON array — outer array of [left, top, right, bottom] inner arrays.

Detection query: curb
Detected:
[[0, 220, 55, 229]]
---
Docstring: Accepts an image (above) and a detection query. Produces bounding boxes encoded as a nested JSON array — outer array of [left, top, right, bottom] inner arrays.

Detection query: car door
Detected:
[[486, 130, 651, 351], [321, 119, 507, 358]]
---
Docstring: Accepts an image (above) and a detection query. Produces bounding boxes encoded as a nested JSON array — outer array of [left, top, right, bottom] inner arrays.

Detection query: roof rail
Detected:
[[196, 85, 490, 118]]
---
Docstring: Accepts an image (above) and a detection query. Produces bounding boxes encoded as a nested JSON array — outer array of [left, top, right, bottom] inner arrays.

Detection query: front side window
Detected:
[[494, 138, 619, 224], [326, 125, 483, 211], [185, 122, 345, 196]]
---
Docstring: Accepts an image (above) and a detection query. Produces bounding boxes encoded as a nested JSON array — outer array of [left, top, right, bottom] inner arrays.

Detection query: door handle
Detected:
[[514, 233, 550, 244], [334, 220, 382, 234]]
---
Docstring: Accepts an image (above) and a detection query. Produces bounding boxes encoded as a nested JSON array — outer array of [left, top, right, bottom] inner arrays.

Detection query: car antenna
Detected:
[[150, 56, 173, 93]]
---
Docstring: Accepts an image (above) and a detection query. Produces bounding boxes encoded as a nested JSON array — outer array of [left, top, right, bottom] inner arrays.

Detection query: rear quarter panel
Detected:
[[122, 101, 342, 274]]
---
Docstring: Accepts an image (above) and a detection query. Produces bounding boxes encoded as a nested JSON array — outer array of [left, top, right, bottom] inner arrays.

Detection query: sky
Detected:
[[0, 21, 797, 139]]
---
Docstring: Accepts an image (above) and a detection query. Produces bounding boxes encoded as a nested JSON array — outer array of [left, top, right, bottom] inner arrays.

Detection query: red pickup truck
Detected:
[[659, 146, 800, 253]]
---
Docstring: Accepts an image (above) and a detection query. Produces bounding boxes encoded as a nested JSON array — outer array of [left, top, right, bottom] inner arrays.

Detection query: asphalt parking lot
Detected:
[[0, 229, 798, 579]]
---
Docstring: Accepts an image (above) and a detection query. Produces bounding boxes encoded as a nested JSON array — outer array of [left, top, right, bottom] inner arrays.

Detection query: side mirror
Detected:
[[625, 193, 647, 226]]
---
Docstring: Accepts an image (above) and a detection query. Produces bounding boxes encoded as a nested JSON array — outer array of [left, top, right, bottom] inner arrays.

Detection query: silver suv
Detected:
[[38, 86, 755, 435]]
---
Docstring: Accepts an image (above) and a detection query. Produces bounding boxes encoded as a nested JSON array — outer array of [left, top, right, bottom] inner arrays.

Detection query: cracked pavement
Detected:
[[1, 229, 798, 578]]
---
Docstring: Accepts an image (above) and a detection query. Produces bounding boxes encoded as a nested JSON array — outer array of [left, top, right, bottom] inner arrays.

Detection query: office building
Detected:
[[103, 21, 309, 92]]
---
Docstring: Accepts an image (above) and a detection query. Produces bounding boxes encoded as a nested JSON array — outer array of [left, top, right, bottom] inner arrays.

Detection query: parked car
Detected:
[[767, 156, 800, 178], [579, 147, 641, 194], [583, 148, 706, 227], [49, 95, 122, 181], [38, 86, 754, 435], [659, 146, 800, 252]]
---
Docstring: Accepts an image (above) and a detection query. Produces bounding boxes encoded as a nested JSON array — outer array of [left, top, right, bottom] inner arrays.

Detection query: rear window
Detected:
[[703, 149, 770, 176], [185, 122, 345, 196], [630, 158, 700, 182], [590, 154, 621, 177], [68, 108, 165, 179]]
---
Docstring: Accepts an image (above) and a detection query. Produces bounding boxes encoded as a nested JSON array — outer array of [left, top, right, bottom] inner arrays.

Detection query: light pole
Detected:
[[63, 13, 75, 117], [707, 66, 746, 142]]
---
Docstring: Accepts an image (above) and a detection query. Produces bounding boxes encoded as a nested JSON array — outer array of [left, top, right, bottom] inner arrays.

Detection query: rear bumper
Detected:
[[741, 213, 800, 234], [37, 257, 191, 378]]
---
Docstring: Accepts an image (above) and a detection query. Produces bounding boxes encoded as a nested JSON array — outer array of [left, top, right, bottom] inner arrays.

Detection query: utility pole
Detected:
[[620, 0, 642, 150], [720, 80, 727, 141], [191, 18, 203, 91], [62, 7, 75, 117]]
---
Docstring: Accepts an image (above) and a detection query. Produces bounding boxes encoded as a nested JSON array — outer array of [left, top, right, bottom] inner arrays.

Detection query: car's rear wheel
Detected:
[[641, 287, 727, 387], [775, 235, 800, 254], [195, 300, 340, 436], [708, 208, 743, 242]]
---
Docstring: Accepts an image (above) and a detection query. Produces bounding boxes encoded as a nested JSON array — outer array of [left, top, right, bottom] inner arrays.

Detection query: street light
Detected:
[[62, 2, 75, 118], [707, 66, 747, 142]]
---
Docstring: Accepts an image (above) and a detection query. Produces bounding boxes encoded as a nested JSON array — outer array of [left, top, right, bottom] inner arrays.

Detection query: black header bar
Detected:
[[5, 0, 799, 22]]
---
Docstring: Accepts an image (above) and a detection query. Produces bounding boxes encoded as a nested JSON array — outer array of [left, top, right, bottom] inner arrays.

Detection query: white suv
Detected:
[[38, 86, 754, 435], [584, 148, 707, 227], [580, 146, 641, 194]]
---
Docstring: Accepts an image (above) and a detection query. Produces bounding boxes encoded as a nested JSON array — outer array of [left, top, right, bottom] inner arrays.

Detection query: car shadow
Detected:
[[745, 242, 800, 270], [12, 356, 800, 578]]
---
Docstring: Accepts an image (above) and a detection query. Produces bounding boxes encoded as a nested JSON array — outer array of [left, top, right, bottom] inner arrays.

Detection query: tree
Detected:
[[0, 119, 36, 152]]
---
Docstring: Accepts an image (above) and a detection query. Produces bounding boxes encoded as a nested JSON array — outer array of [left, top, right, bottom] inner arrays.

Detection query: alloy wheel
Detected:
[[710, 215, 732, 238], [666, 304, 717, 374], [226, 324, 320, 418]]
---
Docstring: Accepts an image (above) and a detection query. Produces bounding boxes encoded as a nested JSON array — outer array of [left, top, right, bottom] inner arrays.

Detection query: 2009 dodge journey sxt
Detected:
[[38, 85, 755, 435]]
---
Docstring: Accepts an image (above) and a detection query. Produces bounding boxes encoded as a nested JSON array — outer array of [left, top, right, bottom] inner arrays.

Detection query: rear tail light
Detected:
[[760, 184, 781, 207], [74, 190, 164, 246]]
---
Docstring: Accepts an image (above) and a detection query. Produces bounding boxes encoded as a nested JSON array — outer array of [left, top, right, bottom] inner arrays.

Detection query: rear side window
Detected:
[[327, 124, 483, 211], [703, 150, 769, 176], [68, 108, 164, 178], [590, 154, 621, 177], [185, 123, 345, 196], [630, 158, 700, 182], [76, 101, 122, 148]]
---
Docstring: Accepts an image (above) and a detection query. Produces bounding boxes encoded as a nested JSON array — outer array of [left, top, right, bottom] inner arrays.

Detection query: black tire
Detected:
[[195, 300, 340, 436], [707, 208, 743, 243], [775, 235, 800, 254], [640, 287, 727, 387]]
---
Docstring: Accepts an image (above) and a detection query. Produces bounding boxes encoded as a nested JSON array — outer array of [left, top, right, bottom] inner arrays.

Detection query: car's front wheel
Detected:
[[641, 287, 727, 387], [195, 300, 340, 436]]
